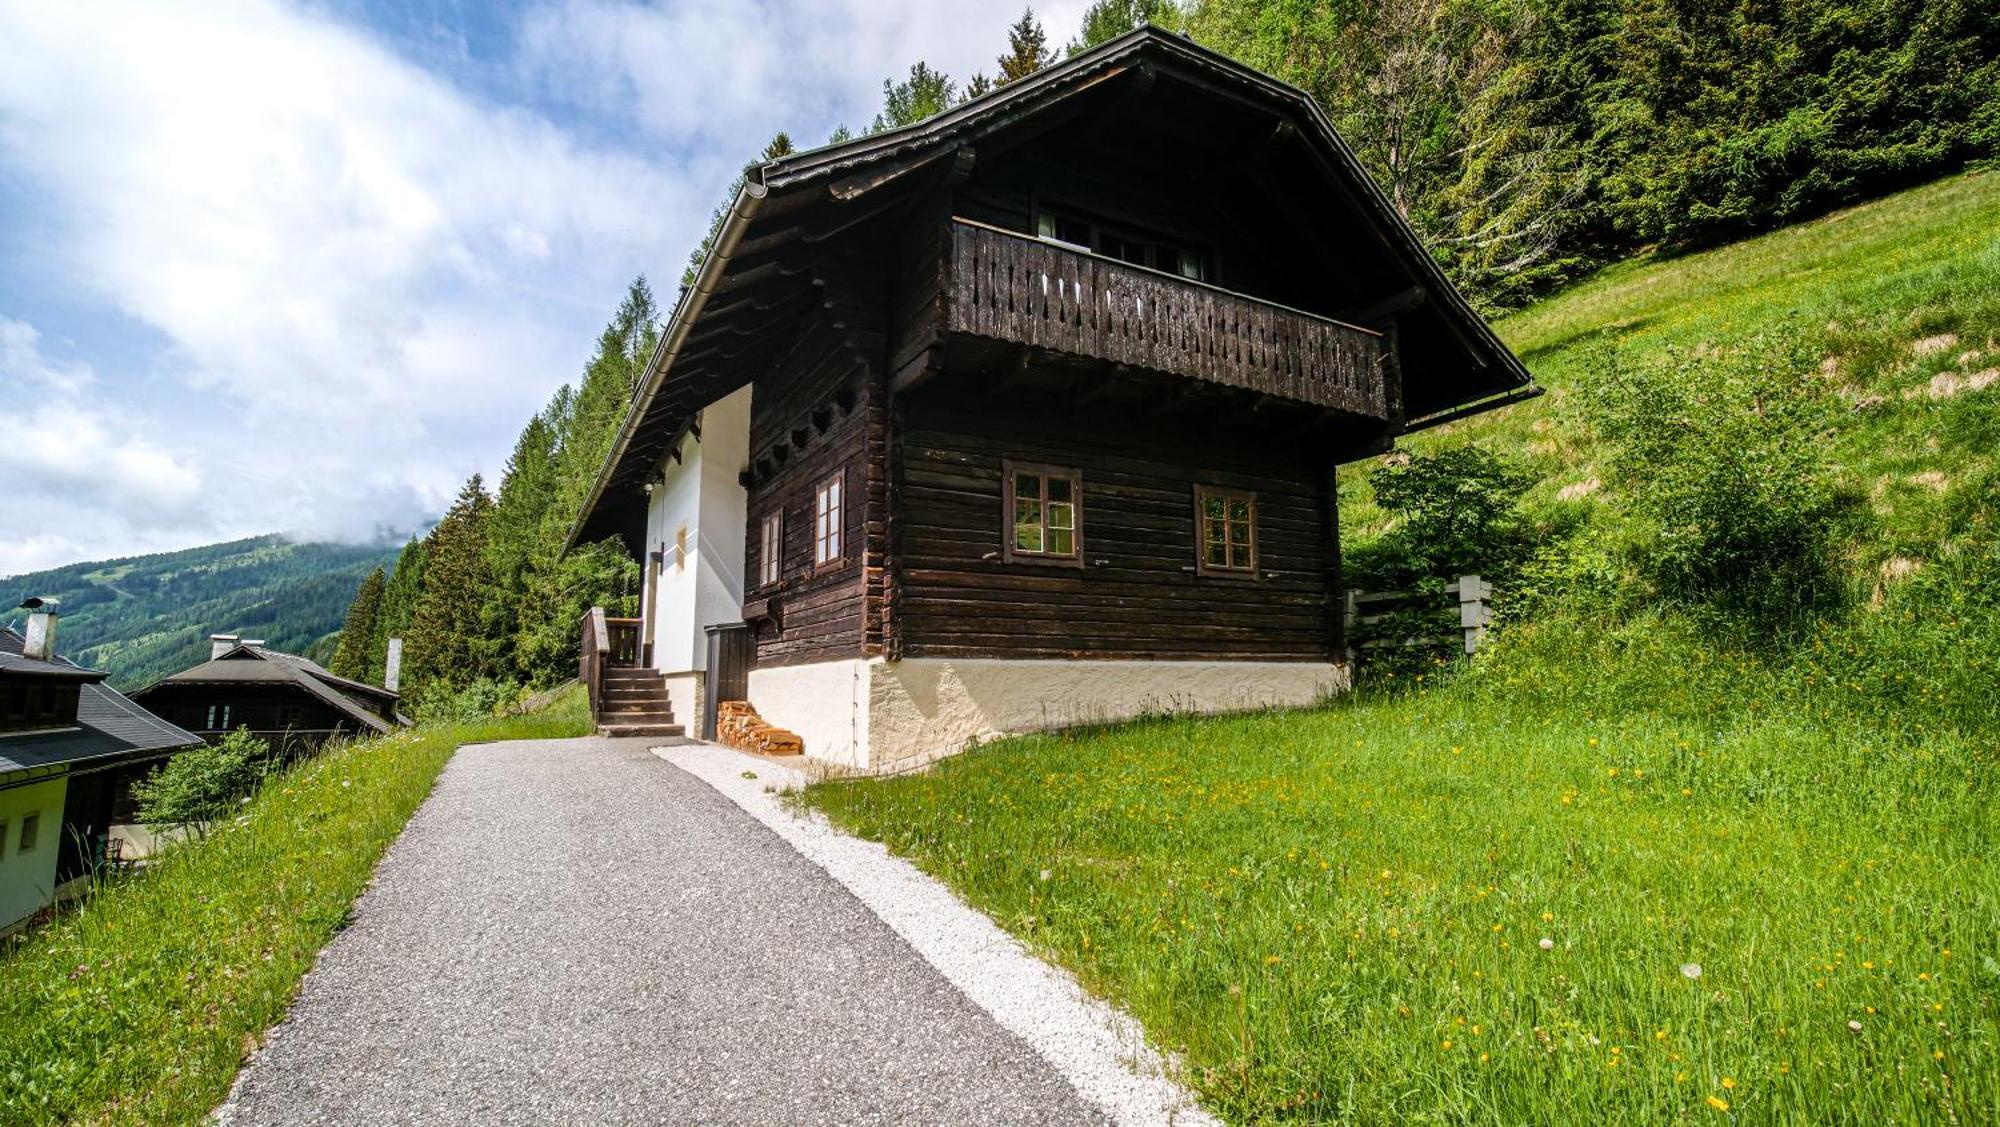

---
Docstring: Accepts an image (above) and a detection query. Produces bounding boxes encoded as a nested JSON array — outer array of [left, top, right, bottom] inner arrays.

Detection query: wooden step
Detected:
[[597, 722, 686, 738]]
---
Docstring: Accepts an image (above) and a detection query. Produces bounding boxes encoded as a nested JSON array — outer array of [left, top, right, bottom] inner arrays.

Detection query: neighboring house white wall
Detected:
[[749, 658, 1350, 775], [641, 384, 752, 720], [0, 774, 67, 934]]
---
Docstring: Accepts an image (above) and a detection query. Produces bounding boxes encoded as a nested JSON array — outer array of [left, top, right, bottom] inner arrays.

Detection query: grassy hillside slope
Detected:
[[1, 536, 399, 690], [804, 172, 2000, 1124], [1354, 170, 2000, 579]]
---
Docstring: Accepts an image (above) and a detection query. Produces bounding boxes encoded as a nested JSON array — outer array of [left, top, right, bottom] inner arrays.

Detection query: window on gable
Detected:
[[760, 510, 784, 587], [1196, 486, 1257, 576], [813, 472, 844, 567], [1035, 207, 1210, 283], [19, 813, 39, 853], [1004, 460, 1082, 565]]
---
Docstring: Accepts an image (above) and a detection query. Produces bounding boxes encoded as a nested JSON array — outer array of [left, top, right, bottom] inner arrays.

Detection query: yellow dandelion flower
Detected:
[[1707, 1096, 1730, 1112], [1933, 1050, 1945, 1061], [1264, 955, 1282, 966], [1442, 1040, 1453, 1050], [1655, 1029, 1669, 1042], [1721, 1077, 1735, 1090], [1541, 911, 1554, 922], [1480, 1052, 1490, 1063]]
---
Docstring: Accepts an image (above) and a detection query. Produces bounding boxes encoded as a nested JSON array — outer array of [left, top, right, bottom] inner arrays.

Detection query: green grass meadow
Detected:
[[0, 689, 589, 1125], [804, 173, 2000, 1124]]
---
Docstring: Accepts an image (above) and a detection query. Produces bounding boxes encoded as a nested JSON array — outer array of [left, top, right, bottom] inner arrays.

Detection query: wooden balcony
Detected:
[[944, 219, 1390, 418]]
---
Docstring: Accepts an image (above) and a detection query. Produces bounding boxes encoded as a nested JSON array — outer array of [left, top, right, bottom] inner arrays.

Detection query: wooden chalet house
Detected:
[[3, 600, 200, 934], [572, 27, 1536, 771], [130, 635, 406, 755]]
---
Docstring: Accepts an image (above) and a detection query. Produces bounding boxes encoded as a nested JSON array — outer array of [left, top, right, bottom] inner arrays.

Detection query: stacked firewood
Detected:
[[715, 700, 804, 757]]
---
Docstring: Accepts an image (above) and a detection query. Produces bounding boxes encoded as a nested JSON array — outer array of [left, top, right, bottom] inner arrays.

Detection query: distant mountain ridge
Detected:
[[1, 536, 400, 691]]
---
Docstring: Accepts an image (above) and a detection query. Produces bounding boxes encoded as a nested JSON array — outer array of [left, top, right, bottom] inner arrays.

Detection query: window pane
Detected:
[[1047, 527, 1073, 555], [1014, 498, 1039, 529], [1015, 473, 1040, 501], [1015, 522, 1043, 552], [1047, 476, 1071, 504], [1229, 498, 1251, 522], [1230, 543, 1252, 570], [1046, 501, 1073, 531], [1203, 495, 1224, 520], [1205, 537, 1227, 566]]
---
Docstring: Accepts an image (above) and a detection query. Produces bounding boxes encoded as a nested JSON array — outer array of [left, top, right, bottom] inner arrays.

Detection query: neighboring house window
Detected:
[[1004, 460, 1082, 564], [1196, 486, 1257, 576], [206, 704, 231, 730], [813, 472, 844, 567], [279, 705, 303, 729], [18, 813, 38, 853], [760, 510, 783, 588]]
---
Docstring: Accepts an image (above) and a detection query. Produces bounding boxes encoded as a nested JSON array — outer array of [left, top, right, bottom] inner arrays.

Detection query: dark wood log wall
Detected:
[[744, 257, 884, 663], [895, 383, 1340, 661]]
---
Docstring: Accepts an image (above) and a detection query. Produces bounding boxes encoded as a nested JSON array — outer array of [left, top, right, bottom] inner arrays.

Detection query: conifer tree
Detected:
[[328, 565, 384, 680], [369, 535, 426, 686], [996, 9, 1052, 84], [404, 476, 494, 696], [870, 62, 956, 132], [1069, 0, 1180, 54]]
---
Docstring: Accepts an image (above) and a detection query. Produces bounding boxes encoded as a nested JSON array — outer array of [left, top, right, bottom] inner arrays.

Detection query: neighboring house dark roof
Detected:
[[133, 644, 400, 735], [571, 24, 1537, 548], [0, 628, 202, 777]]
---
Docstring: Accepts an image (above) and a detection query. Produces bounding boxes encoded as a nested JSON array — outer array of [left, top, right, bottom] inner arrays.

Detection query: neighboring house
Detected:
[[129, 634, 406, 755], [570, 27, 1536, 772], [2, 600, 200, 935]]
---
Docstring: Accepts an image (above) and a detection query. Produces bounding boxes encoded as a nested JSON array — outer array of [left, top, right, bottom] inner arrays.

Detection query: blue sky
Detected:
[[0, 0, 1088, 576]]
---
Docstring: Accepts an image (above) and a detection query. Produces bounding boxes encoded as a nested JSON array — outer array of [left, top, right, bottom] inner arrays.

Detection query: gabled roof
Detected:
[[0, 628, 202, 777], [573, 26, 1538, 550], [133, 644, 399, 735]]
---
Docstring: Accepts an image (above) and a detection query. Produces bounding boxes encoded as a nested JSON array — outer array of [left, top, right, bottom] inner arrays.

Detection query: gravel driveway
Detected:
[[218, 737, 1107, 1126]]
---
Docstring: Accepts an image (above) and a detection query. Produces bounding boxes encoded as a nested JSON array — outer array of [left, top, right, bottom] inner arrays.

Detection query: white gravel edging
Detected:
[[657, 743, 1220, 1127]]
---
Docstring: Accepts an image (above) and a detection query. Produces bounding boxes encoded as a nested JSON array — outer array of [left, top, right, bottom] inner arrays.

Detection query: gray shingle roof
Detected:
[[0, 628, 202, 776], [138, 644, 399, 735]]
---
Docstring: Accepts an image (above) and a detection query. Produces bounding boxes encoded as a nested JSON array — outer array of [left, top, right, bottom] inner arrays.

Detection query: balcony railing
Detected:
[[945, 219, 1389, 418]]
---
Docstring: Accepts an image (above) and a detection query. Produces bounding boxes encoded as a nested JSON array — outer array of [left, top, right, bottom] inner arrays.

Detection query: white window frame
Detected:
[[760, 510, 783, 588], [813, 471, 845, 569]]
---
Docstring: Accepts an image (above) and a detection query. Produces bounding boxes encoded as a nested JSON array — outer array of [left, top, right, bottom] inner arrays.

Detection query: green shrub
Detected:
[[131, 729, 271, 830], [1346, 445, 1533, 589], [412, 676, 519, 724], [1582, 337, 1853, 634]]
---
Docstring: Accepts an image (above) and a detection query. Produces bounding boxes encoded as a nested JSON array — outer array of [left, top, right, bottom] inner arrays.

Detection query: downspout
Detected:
[[567, 176, 771, 552]]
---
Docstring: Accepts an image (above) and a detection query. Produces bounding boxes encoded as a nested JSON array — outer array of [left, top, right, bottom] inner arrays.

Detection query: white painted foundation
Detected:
[[661, 671, 703, 732], [747, 657, 1349, 774]]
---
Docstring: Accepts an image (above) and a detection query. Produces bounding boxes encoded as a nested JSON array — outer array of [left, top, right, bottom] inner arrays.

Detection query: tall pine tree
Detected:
[[403, 476, 494, 697], [368, 535, 426, 686], [328, 565, 384, 681], [996, 9, 1052, 84]]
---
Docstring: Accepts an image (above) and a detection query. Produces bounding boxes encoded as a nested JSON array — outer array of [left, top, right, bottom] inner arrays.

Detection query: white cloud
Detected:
[[519, 0, 1095, 155]]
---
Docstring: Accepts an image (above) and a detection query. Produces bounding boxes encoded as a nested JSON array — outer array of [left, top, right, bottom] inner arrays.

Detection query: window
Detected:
[[205, 704, 231, 731], [813, 472, 844, 567], [760, 510, 784, 587], [1035, 207, 1210, 283], [1004, 460, 1082, 565], [1196, 486, 1257, 576], [19, 813, 38, 853], [279, 705, 303, 729], [0, 821, 7, 861]]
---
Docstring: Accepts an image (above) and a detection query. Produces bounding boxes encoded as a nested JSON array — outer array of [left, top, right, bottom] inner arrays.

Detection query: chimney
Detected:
[[18, 596, 60, 661], [383, 637, 403, 693], [210, 633, 241, 659]]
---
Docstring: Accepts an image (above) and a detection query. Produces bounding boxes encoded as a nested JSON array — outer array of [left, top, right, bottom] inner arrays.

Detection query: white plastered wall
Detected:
[[640, 384, 751, 721], [0, 775, 67, 933], [747, 657, 1349, 774]]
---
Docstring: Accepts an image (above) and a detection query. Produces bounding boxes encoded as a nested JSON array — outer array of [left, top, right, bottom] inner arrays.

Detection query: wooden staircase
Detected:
[[594, 667, 685, 739]]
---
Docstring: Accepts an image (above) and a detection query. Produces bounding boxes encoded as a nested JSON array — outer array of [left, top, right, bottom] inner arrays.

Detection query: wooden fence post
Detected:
[[1454, 575, 1492, 654]]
